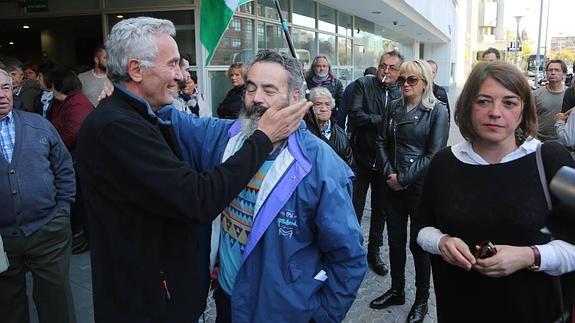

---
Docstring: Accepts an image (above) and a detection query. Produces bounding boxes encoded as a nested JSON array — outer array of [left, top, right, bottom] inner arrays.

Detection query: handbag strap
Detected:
[[536, 142, 553, 211]]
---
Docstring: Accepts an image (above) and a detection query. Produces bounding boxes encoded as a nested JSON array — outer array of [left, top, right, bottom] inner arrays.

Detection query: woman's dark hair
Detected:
[[189, 71, 198, 84], [37, 61, 59, 89], [51, 67, 82, 95], [455, 61, 538, 144]]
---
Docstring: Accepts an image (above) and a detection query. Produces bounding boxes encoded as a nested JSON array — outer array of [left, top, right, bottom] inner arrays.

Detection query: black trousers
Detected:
[[382, 184, 431, 301], [214, 286, 232, 323], [0, 211, 76, 323], [353, 164, 386, 250]]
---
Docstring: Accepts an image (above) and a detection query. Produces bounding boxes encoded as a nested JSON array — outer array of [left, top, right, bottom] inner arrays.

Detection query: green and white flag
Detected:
[[200, 0, 252, 65]]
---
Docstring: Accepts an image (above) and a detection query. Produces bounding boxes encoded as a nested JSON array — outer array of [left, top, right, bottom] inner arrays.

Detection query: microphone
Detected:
[[550, 166, 575, 209], [545, 166, 575, 244]]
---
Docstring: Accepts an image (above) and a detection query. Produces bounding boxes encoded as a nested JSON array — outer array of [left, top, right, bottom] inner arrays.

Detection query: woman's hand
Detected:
[[438, 235, 476, 270], [386, 174, 406, 191], [473, 245, 534, 277]]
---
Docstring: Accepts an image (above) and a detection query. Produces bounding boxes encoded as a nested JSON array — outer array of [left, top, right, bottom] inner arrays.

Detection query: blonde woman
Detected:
[[370, 59, 449, 323]]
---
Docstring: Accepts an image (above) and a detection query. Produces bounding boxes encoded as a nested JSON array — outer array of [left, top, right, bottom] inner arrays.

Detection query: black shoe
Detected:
[[406, 300, 428, 323], [369, 289, 405, 310], [367, 251, 389, 276], [72, 231, 90, 254]]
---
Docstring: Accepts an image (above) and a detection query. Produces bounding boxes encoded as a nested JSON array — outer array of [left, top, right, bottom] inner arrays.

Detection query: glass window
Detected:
[[231, 18, 241, 32], [338, 37, 351, 66], [332, 67, 352, 86], [318, 33, 335, 64], [338, 12, 352, 37], [209, 70, 232, 116], [257, 21, 284, 51], [257, 0, 288, 21], [107, 11, 196, 64], [292, 28, 316, 71], [318, 4, 336, 33], [355, 16, 375, 35], [239, 1, 254, 14], [105, 0, 192, 9], [211, 17, 254, 65], [293, 0, 315, 29]]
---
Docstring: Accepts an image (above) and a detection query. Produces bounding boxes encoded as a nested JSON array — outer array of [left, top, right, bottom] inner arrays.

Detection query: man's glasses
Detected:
[[397, 75, 420, 86], [378, 63, 399, 72]]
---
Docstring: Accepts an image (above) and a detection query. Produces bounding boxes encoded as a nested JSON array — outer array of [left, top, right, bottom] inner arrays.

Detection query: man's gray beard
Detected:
[[239, 103, 268, 136], [315, 70, 328, 78]]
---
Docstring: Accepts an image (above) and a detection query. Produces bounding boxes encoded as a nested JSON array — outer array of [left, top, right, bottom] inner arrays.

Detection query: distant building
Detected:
[[550, 35, 575, 52]]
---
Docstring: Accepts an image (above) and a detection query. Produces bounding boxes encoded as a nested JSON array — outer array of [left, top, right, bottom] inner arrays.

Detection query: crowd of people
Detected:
[[1, 16, 575, 323]]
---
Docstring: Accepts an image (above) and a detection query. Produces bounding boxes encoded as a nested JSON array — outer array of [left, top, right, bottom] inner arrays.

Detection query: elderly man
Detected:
[[2, 58, 41, 112], [76, 17, 308, 323], [164, 50, 366, 322], [0, 69, 76, 323], [349, 50, 403, 276]]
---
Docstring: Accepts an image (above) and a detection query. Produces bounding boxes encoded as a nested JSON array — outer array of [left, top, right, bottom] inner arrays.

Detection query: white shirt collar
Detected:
[[451, 137, 540, 165]]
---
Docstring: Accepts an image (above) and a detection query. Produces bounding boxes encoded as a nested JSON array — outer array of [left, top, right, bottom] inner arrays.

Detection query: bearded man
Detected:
[[78, 47, 111, 107], [305, 55, 343, 114], [161, 49, 366, 323]]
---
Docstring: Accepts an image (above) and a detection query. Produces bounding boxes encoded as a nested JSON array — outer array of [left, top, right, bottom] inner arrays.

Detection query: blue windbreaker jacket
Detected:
[[160, 107, 367, 322]]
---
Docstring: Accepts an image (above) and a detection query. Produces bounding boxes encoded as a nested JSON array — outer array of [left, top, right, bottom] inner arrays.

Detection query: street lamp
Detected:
[[534, 0, 545, 86], [513, 15, 523, 66]]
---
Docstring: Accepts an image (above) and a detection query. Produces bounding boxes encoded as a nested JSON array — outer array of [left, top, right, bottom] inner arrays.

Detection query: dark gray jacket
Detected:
[[349, 75, 401, 169]]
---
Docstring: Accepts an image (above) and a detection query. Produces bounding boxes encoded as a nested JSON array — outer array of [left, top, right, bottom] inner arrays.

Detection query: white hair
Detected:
[[309, 87, 335, 109], [105, 16, 176, 83], [0, 69, 12, 87]]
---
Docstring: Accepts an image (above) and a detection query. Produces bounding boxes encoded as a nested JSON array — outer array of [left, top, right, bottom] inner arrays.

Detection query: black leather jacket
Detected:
[[375, 98, 449, 188], [325, 121, 355, 171], [349, 75, 401, 169]]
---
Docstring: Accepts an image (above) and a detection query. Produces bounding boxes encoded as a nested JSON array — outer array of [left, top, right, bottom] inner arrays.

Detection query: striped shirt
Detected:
[[0, 111, 15, 163]]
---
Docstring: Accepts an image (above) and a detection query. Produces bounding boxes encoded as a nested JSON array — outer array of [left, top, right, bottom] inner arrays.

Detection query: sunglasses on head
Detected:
[[397, 75, 420, 86]]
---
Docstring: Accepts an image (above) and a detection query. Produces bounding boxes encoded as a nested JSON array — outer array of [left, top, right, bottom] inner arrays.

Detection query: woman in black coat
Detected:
[[217, 63, 245, 119], [370, 59, 449, 323], [309, 87, 355, 170]]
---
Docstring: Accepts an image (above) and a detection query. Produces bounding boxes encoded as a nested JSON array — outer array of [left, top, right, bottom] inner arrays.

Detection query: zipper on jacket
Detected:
[[160, 271, 171, 301]]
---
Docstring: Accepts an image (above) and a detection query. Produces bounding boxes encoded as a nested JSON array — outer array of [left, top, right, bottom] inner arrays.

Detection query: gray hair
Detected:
[[2, 57, 23, 74], [380, 49, 405, 65], [0, 69, 12, 87], [309, 87, 335, 109], [248, 49, 304, 97], [105, 16, 176, 83]]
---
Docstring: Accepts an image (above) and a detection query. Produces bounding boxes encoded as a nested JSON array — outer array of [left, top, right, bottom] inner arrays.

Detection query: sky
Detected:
[[504, 0, 575, 43]]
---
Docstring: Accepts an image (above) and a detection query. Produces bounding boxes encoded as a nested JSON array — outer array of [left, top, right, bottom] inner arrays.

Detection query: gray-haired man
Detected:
[[76, 17, 308, 322], [0, 68, 76, 323]]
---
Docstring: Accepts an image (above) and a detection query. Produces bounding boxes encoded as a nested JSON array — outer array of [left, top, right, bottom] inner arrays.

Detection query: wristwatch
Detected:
[[528, 245, 541, 271]]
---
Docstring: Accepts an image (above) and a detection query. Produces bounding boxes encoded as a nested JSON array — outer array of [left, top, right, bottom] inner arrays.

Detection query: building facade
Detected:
[[0, 0, 457, 116]]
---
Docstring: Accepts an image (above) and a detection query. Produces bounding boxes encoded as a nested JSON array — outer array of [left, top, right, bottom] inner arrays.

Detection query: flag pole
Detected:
[[274, 0, 322, 138]]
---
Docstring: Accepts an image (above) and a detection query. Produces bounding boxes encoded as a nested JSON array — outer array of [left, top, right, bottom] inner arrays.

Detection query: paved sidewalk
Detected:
[[27, 205, 437, 323]]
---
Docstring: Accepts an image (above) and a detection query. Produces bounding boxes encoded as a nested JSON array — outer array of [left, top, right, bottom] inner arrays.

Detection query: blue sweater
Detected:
[[0, 109, 75, 237]]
